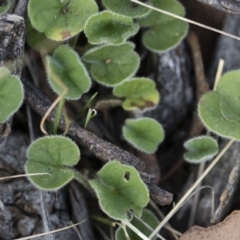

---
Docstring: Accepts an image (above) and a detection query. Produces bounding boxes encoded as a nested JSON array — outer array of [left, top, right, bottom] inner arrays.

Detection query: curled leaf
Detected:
[[113, 77, 160, 111], [84, 11, 139, 45], [123, 118, 164, 153], [184, 136, 219, 163], [46, 45, 91, 100]]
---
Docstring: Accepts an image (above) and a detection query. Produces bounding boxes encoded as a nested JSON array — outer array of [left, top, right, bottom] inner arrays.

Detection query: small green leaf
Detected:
[[0, 0, 11, 13], [183, 136, 219, 163], [83, 42, 140, 86], [115, 209, 158, 240], [90, 161, 149, 221], [198, 70, 240, 140], [138, 0, 188, 53], [46, 45, 91, 100], [0, 67, 24, 123], [113, 78, 160, 111], [123, 118, 164, 153], [84, 11, 139, 45], [25, 136, 80, 191], [102, 0, 151, 18], [28, 0, 98, 41]]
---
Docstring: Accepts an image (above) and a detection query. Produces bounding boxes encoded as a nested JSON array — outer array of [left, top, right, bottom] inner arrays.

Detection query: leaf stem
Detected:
[[72, 170, 94, 194]]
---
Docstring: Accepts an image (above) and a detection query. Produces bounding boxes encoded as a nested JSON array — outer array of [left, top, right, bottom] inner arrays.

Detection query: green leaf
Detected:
[[198, 70, 240, 140], [0, 0, 11, 13], [25, 136, 80, 191], [90, 161, 149, 221], [0, 67, 24, 123], [83, 42, 140, 86], [115, 209, 158, 240], [84, 11, 139, 45], [138, 0, 188, 53], [183, 136, 219, 163], [102, 0, 151, 18], [46, 45, 91, 100], [123, 118, 164, 153], [113, 78, 160, 111], [28, 0, 98, 41]]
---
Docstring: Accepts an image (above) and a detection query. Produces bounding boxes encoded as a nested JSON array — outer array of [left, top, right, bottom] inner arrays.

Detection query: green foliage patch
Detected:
[[138, 0, 188, 53], [84, 11, 139, 45], [184, 136, 219, 163], [25, 136, 80, 190], [46, 45, 91, 100], [83, 42, 140, 86], [90, 161, 149, 220], [123, 118, 164, 153], [199, 70, 240, 140], [28, 0, 98, 41], [113, 77, 160, 111], [0, 67, 24, 123]]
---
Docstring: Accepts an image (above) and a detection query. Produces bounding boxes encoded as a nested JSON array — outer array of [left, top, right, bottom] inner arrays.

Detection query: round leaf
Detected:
[[25, 136, 80, 191], [123, 118, 164, 153], [113, 78, 160, 111], [138, 0, 188, 53], [198, 70, 240, 140], [84, 11, 139, 45], [90, 161, 149, 221], [102, 0, 151, 18], [115, 209, 158, 240], [28, 0, 98, 41], [183, 136, 219, 163], [0, 67, 24, 123], [46, 45, 91, 100], [83, 42, 140, 86]]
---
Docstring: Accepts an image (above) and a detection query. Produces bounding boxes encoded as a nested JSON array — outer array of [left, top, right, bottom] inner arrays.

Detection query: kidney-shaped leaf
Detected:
[[84, 11, 139, 45], [115, 209, 158, 240], [113, 78, 160, 111], [123, 118, 164, 153], [25, 136, 80, 191], [102, 0, 151, 18], [46, 45, 91, 100], [28, 0, 98, 41], [0, 67, 24, 123], [138, 0, 188, 53], [198, 70, 240, 140], [183, 136, 219, 163], [90, 161, 149, 220], [83, 42, 140, 86]]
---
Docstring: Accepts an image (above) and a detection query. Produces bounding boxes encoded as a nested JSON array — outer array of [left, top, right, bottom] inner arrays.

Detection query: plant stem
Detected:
[[73, 170, 94, 195], [149, 139, 235, 239], [53, 98, 65, 134]]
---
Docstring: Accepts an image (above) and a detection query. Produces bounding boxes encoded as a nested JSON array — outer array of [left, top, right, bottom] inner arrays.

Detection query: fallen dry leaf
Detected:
[[180, 210, 240, 240]]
